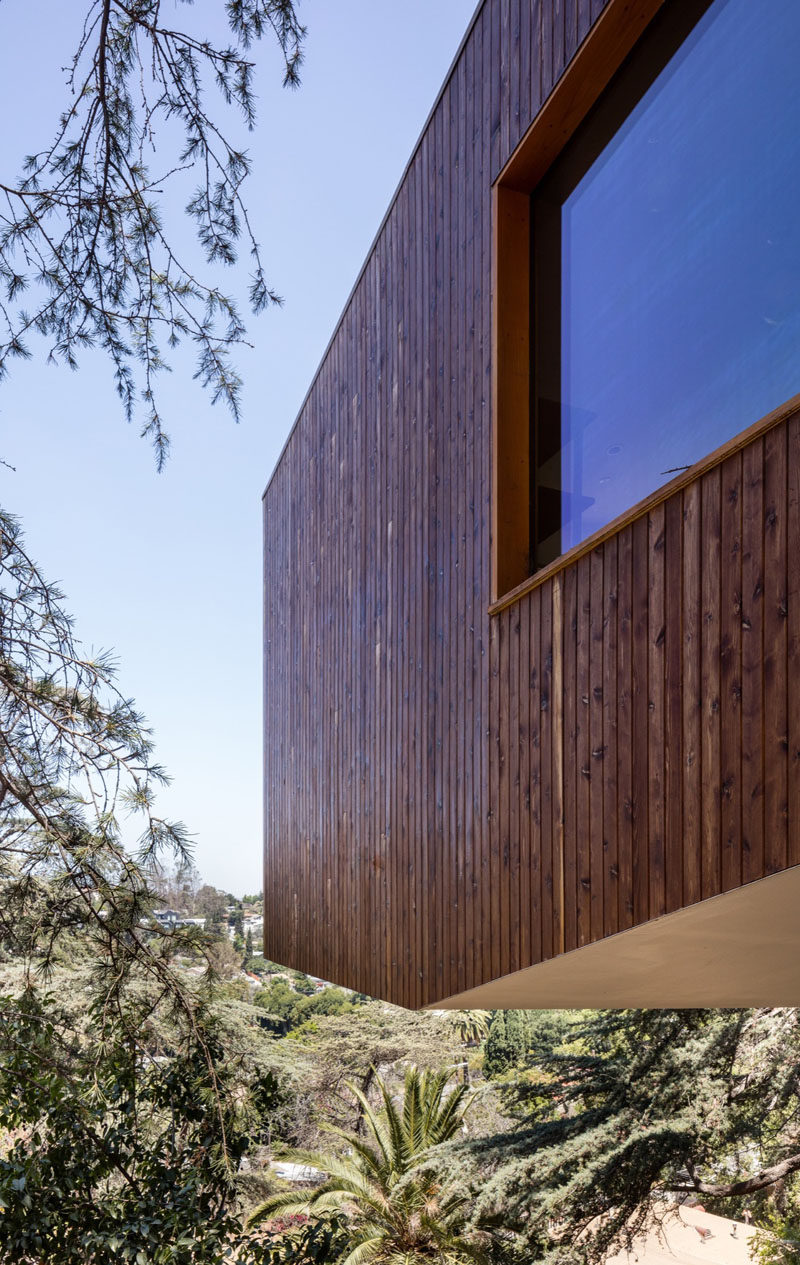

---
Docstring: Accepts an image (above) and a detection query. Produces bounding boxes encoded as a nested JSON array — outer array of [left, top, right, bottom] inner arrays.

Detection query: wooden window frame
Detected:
[[491, 0, 666, 605]]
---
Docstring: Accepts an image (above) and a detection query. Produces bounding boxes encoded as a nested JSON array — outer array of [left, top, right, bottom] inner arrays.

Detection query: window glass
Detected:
[[532, 0, 800, 567]]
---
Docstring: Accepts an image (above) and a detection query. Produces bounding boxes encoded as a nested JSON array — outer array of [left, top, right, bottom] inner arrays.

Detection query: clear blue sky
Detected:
[[0, 0, 478, 896]]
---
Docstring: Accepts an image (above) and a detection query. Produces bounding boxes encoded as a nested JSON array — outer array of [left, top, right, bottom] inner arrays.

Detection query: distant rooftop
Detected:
[[608, 1204, 761, 1265]]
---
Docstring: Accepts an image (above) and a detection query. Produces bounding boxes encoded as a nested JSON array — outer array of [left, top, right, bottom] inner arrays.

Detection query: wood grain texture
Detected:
[[789, 417, 800, 870], [788, 417, 800, 870], [263, 0, 800, 1006], [701, 469, 722, 902], [720, 453, 742, 893]]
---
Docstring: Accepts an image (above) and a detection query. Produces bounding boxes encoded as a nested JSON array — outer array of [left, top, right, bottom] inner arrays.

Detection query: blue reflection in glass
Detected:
[[555, 0, 800, 552]]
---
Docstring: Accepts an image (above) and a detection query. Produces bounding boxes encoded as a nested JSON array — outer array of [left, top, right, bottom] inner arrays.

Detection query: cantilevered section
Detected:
[[434, 867, 800, 1010], [263, 0, 800, 1008]]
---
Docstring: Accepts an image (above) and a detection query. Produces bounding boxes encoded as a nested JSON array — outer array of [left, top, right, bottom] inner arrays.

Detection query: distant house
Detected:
[[152, 908, 182, 929], [152, 910, 206, 931]]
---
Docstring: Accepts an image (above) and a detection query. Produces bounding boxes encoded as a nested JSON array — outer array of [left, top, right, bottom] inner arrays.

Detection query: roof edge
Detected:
[[261, 0, 486, 502]]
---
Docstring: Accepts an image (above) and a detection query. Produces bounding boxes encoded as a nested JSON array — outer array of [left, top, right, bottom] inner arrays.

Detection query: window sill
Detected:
[[488, 390, 800, 617]]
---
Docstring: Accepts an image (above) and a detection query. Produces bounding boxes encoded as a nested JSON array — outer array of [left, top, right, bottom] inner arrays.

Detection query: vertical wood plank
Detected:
[[393, 189, 407, 1001], [500, 0, 511, 165], [578, 0, 593, 45], [400, 165, 413, 1004], [788, 417, 800, 868], [479, 1, 493, 996], [540, 581, 555, 959], [648, 504, 666, 919], [470, 6, 486, 996], [444, 71, 459, 997], [489, 610, 502, 982], [540, 0, 554, 101], [508, 603, 522, 974], [701, 468, 722, 901], [498, 611, 512, 978], [763, 425, 789, 875], [589, 546, 605, 943], [491, 0, 502, 177], [562, 564, 578, 952], [552, 574, 565, 956], [720, 453, 743, 893], [530, 0, 543, 118], [510, 0, 522, 152], [518, 594, 532, 970], [631, 515, 650, 926], [520, 0, 532, 142], [741, 439, 765, 885], [553, 0, 566, 84], [565, 0, 580, 61], [422, 121, 436, 1004], [616, 525, 634, 929], [602, 535, 619, 936], [527, 588, 542, 966], [461, 35, 476, 993], [432, 98, 446, 1001], [682, 479, 702, 906], [363, 268, 376, 994], [407, 148, 420, 1006], [664, 494, 684, 913], [575, 552, 592, 946]]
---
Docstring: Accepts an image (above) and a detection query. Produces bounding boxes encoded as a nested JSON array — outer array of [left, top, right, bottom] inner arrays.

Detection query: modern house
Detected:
[[263, 0, 800, 1009]]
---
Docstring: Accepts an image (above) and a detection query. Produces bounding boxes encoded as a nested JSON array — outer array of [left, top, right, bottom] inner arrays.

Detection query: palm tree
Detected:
[[248, 1066, 491, 1264], [452, 1011, 492, 1047]]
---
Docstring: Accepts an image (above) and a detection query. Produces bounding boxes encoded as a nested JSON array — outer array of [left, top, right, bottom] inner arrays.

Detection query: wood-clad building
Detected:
[[263, 0, 800, 1008]]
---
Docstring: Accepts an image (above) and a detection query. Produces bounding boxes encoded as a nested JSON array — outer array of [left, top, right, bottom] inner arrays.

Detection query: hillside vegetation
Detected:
[[1, 874, 798, 1264]]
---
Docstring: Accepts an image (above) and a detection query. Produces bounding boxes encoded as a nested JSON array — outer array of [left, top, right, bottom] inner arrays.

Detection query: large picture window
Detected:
[[501, 0, 800, 580]]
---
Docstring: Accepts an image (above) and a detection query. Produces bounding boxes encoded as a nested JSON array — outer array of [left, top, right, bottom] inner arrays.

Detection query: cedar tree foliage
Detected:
[[447, 1008, 800, 1264], [0, 511, 285, 1261], [0, 0, 305, 466], [0, 508, 194, 972], [0, 5, 306, 1255]]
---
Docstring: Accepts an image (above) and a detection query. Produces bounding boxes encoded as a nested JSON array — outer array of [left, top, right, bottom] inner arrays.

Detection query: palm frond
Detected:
[[338, 1234, 384, 1265]]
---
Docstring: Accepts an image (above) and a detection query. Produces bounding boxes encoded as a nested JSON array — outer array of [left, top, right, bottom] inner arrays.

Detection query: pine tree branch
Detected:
[[672, 1151, 800, 1198], [0, 0, 305, 461]]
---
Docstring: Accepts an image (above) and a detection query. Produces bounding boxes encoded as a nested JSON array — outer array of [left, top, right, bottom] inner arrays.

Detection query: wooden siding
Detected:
[[263, 0, 800, 1008]]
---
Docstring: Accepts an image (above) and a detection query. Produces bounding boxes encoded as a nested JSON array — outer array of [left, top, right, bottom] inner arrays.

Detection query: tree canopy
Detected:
[[249, 1067, 494, 1265], [0, 0, 308, 1251], [0, 512, 280, 1260], [0, 0, 304, 465], [447, 1008, 800, 1263]]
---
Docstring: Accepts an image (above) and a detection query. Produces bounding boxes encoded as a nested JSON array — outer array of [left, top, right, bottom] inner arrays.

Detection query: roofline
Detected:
[[261, 0, 486, 502]]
